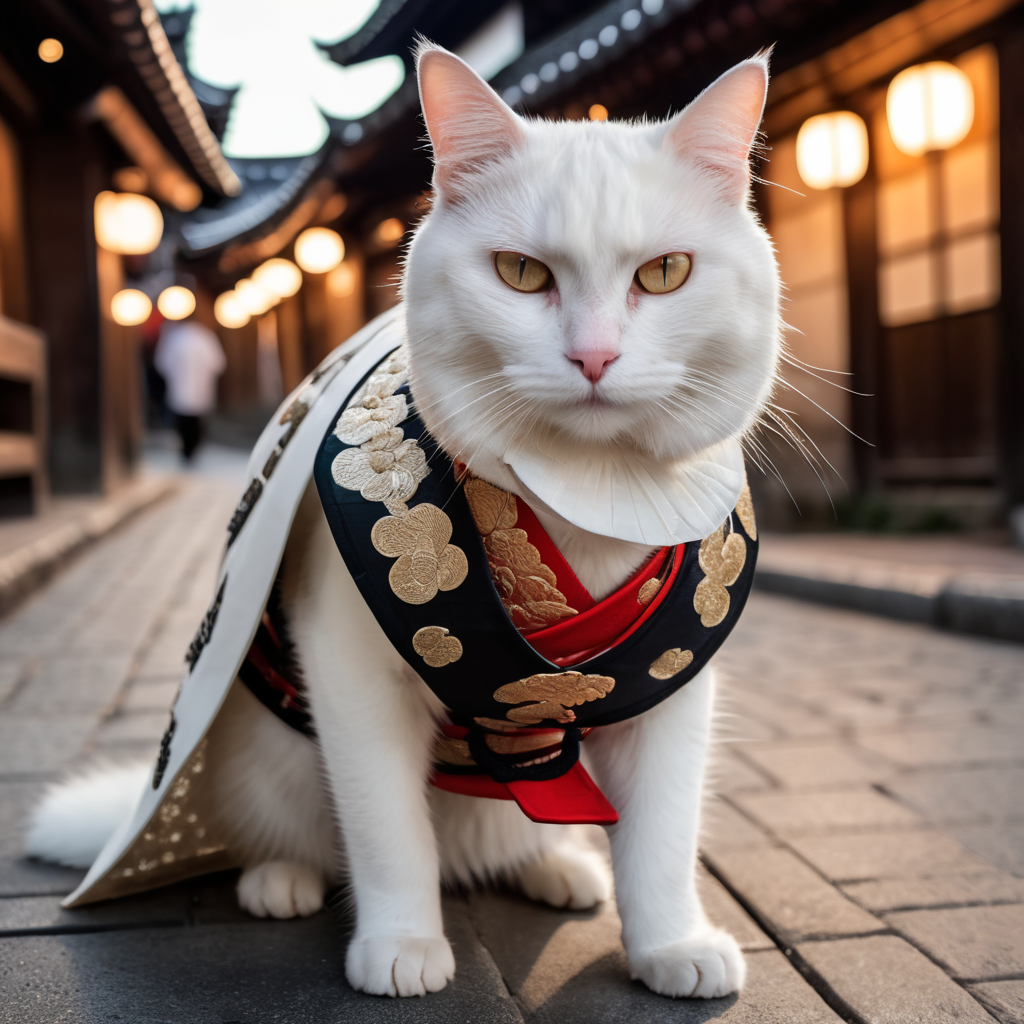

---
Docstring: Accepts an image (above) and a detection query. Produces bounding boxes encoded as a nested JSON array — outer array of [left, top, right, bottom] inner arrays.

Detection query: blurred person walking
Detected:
[[154, 314, 226, 461]]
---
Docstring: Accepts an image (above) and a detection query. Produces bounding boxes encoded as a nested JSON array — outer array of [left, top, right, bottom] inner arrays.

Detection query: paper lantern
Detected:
[[110, 289, 152, 326], [327, 262, 358, 298], [294, 227, 344, 274], [887, 62, 974, 157], [157, 286, 196, 321], [94, 192, 164, 255], [253, 258, 303, 298], [234, 278, 275, 316], [796, 111, 869, 190], [214, 291, 250, 329]]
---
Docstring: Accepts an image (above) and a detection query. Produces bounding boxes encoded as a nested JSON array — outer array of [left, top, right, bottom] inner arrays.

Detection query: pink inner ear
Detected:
[[417, 46, 525, 197], [662, 58, 769, 201]]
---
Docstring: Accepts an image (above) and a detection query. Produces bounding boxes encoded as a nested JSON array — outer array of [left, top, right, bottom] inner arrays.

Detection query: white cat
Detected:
[[27, 45, 779, 1000]]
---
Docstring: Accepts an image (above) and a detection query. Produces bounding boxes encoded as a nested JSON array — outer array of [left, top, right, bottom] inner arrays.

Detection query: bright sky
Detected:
[[156, 0, 404, 158]]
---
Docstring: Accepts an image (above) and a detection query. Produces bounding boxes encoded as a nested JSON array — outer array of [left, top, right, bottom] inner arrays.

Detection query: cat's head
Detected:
[[403, 45, 780, 538]]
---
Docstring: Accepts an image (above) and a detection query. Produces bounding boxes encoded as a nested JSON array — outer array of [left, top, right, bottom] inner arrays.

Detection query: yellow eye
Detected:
[[636, 253, 692, 294], [494, 251, 552, 293]]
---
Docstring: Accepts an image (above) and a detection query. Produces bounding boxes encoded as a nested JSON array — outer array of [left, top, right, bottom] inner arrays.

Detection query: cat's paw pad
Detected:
[[631, 930, 745, 999], [346, 934, 455, 997], [517, 843, 612, 910], [237, 861, 325, 919]]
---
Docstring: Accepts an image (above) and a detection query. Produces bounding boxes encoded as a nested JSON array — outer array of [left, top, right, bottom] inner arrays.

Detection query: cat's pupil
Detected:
[[518, 256, 526, 284], [662, 257, 668, 287]]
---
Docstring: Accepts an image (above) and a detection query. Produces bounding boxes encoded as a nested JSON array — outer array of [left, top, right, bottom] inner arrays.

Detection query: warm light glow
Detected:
[[94, 191, 164, 255], [294, 227, 345, 273], [253, 258, 303, 298], [327, 262, 358, 298], [214, 291, 250, 329], [235, 278, 275, 316], [157, 286, 196, 320], [887, 62, 974, 157], [38, 38, 63, 63], [113, 167, 148, 193], [374, 218, 405, 245], [110, 289, 152, 326], [588, 104, 608, 121], [796, 111, 869, 190]]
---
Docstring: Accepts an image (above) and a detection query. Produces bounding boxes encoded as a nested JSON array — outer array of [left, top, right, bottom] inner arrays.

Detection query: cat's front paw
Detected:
[[631, 929, 745, 999], [237, 861, 324, 919], [346, 934, 455, 997], [516, 841, 612, 910]]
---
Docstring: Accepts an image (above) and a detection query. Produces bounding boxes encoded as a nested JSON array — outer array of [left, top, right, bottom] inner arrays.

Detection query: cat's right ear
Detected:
[[416, 42, 525, 201]]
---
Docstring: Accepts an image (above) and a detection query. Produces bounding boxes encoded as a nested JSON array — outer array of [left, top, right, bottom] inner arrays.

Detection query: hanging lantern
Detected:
[[94, 192, 164, 255], [253, 258, 303, 298], [214, 291, 250, 329], [110, 289, 152, 326], [327, 262, 358, 298], [795, 111, 869, 190], [294, 227, 345, 274], [886, 62, 974, 157], [234, 278, 275, 316], [157, 286, 196, 320]]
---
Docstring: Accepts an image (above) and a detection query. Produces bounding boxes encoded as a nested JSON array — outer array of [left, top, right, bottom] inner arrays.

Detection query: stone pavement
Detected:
[[0, 470, 1021, 1022]]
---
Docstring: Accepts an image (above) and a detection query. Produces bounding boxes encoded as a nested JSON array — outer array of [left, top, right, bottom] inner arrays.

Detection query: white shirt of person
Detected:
[[154, 320, 227, 416]]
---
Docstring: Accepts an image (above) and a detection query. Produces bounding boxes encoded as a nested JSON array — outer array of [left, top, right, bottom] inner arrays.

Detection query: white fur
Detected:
[[26, 763, 150, 868], [28, 46, 780, 1002]]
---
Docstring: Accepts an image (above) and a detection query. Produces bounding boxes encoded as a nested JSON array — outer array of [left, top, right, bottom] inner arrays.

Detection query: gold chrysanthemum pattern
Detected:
[[412, 626, 463, 667], [464, 477, 578, 631], [649, 648, 694, 680], [735, 482, 757, 540], [493, 671, 616, 724], [332, 347, 428, 514], [371, 503, 469, 605], [693, 522, 747, 628]]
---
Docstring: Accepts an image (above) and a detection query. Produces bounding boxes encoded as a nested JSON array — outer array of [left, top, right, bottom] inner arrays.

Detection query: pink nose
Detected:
[[569, 350, 619, 384]]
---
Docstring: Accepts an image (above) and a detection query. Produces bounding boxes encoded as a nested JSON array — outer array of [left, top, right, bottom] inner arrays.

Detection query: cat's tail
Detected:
[[24, 763, 150, 868]]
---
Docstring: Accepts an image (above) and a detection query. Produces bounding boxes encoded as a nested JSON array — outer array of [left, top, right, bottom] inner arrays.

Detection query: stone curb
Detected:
[[0, 476, 178, 619], [755, 569, 1024, 643]]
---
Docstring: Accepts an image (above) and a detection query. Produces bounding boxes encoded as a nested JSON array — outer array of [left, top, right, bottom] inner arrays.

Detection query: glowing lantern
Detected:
[[327, 262, 358, 298], [157, 286, 196, 320], [796, 111, 869, 190], [110, 289, 152, 326], [94, 191, 164, 255], [374, 218, 405, 246], [253, 258, 303, 298], [38, 38, 63, 63], [294, 227, 344, 273], [588, 104, 609, 121], [234, 278, 275, 316], [887, 62, 974, 157], [214, 291, 250, 329]]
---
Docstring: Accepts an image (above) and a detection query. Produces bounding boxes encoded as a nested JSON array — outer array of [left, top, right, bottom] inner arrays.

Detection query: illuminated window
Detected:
[[876, 46, 999, 327]]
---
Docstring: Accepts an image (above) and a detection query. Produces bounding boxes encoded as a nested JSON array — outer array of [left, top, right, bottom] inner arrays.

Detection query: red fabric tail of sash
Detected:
[[430, 763, 618, 825]]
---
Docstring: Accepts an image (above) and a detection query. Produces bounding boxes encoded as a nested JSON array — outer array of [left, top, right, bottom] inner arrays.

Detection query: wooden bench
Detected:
[[0, 316, 47, 515]]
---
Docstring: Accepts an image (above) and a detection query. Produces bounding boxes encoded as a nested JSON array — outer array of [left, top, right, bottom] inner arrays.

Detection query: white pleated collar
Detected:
[[502, 433, 746, 547]]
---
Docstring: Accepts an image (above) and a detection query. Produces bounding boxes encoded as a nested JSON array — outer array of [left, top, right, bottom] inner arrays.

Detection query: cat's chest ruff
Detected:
[[301, 342, 759, 823]]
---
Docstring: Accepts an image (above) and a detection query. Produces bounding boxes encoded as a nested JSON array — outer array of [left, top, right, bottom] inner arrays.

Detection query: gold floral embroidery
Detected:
[[649, 648, 694, 680], [465, 478, 578, 631], [693, 523, 746, 627], [371, 504, 469, 604], [638, 578, 662, 605], [493, 671, 615, 724], [412, 626, 463, 667], [735, 482, 757, 540], [433, 730, 563, 765], [332, 427, 428, 515]]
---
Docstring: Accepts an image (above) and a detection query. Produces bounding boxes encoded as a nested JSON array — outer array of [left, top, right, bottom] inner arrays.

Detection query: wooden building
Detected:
[[0, 0, 238, 505]]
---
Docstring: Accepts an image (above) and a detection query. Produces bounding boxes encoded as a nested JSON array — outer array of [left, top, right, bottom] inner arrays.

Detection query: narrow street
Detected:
[[0, 471, 1020, 1022]]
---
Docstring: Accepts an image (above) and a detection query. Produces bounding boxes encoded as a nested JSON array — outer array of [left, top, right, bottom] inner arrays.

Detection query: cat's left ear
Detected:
[[661, 52, 770, 203], [416, 42, 526, 201]]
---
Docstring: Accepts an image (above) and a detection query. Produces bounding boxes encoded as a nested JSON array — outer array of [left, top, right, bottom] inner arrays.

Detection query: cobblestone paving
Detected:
[[0, 479, 1020, 1022]]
